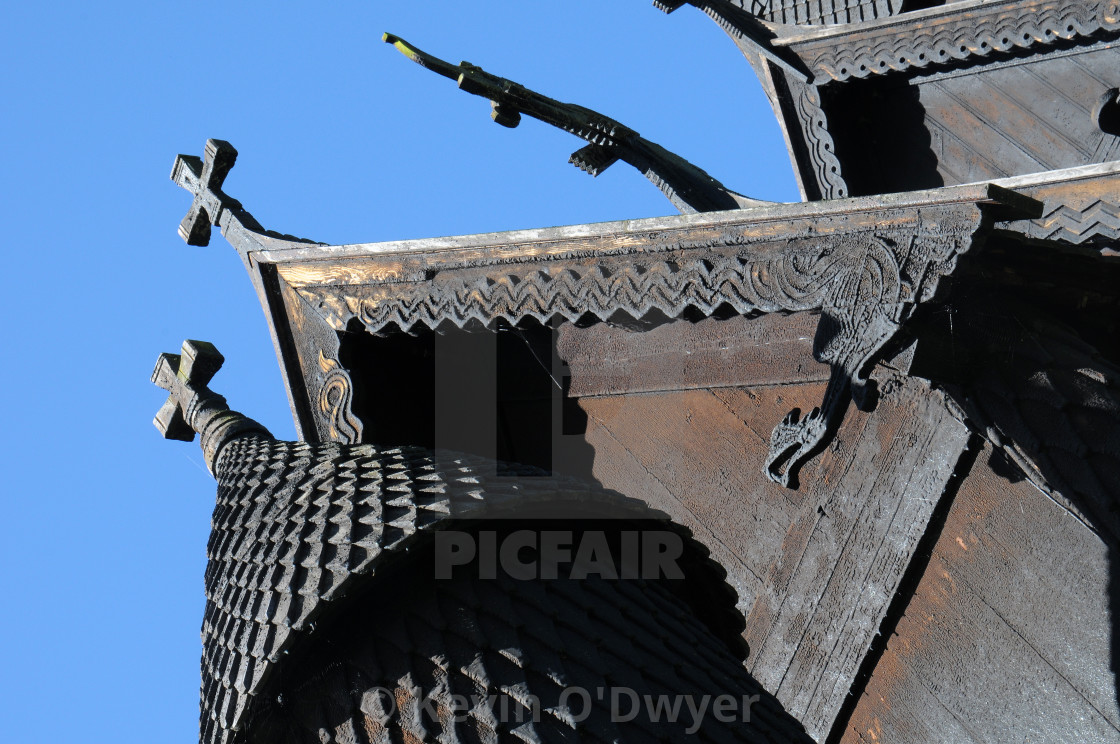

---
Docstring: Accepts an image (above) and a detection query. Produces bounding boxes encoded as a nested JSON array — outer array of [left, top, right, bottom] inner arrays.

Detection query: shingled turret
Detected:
[[152, 342, 812, 744]]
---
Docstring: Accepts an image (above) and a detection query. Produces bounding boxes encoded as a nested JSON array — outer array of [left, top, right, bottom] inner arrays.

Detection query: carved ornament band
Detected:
[[279, 203, 988, 486], [774, 0, 1120, 83], [283, 206, 980, 336], [171, 136, 1035, 485]]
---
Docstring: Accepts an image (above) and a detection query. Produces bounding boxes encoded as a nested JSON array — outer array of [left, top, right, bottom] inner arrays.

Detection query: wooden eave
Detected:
[[770, 0, 1120, 84], [168, 145, 1120, 744], [205, 180, 1041, 451], [165, 8, 1120, 735], [172, 142, 1120, 484], [706, 0, 1120, 199]]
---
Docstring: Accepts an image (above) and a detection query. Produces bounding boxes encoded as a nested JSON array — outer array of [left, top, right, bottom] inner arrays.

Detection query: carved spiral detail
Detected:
[[317, 351, 363, 444], [765, 238, 912, 486], [802, 1, 1120, 82], [817, 238, 902, 373]]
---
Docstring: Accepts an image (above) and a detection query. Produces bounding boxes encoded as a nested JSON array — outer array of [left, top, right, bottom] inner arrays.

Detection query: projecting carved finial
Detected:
[[152, 340, 226, 441], [152, 340, 270, 473], [171, 139, 240, 246], [764, 407, 829, 488], [384, 33, 767, 214]]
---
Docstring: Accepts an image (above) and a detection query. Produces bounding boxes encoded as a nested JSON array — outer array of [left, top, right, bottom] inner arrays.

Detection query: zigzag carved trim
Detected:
[[667, 0, 901, 29], [292, 213, 982, 487], [1029, 198, 1120, 243], [295, 227, 972, 336], [780, 0, 1120, 83]]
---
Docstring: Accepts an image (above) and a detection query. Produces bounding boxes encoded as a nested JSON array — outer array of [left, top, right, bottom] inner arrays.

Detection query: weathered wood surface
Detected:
[[839, 442, 1120, 744], [993, 161, 1120, 246], [573, 371, 971, 740], [271, 268, 364, 444], [684, 0, 901, 28], [772, 0, 1120, 84], [700, 1, 1120, 201], [165, 6, 1120, 741], [801, 45, 1120, 199], [384, 33, 765, 214], [200, 429, 745, 744], [170, 133, 1011, 487], [172, 138, 1030, 468], [150, 340, 270, 472], [917, 44, 1120, 185], [557, 312, 829, 397]]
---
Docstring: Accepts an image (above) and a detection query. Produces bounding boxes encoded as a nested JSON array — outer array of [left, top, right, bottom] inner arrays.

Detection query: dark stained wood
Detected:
[[839, 443, 1120, 743], [676, 0, 1120, 199], [196, 424, 774, 742], [150, 339, 270, 471], [681, 0, 900, 27], [557, 312, 829, 397], [383, 33, 766, 214], [994, 161, 1120, 246], [172, 139, 1016, 483], [164, 5, 1120, 740], [172, 139, 240, 246], [575, 373, 971, 740], [151, 339, 226, 442], [772, 0, 1120, 84], [812, 43, 1120, 198], [271, 269, 363, 444], [917, 45, 1120, 185]]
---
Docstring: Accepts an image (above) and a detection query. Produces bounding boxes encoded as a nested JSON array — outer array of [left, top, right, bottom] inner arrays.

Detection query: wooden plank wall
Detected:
[[918, 45, 1120, 185], [839, 443, 1120, 743], [559, 312, 829, 397], [559, 314, 972, 740]]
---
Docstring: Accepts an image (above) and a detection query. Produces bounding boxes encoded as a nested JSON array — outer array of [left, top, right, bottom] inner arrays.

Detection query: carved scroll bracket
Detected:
[[317, 349, 363, 444], [277, 278, 365, 445], [173, 138, 1030, 485], [765, 237, 904, 486], [286, 202, 996, 487], [765, 225, 976, 486], [172, 140, 353, 444], [265, 282, 365, 444]]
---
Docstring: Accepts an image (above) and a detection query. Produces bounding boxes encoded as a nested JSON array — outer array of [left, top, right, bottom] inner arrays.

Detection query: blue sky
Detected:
[[1, 2, 796, 740]]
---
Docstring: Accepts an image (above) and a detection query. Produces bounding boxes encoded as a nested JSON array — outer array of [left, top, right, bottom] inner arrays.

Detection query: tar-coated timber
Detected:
[[160, 3, 1120, 742]]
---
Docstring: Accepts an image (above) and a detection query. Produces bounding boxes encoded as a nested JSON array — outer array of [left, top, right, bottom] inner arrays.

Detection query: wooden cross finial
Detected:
[[171, 139, 239, 246], [152, 339, 226, 441], [152, 340, 271, 473]]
